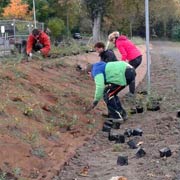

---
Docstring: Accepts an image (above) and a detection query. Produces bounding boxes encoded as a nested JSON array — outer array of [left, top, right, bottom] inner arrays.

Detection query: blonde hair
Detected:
[[108, 31, 120, 42]]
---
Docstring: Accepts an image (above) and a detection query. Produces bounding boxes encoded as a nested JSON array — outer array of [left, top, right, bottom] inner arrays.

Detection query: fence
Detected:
[[0, 19, 44, 56]]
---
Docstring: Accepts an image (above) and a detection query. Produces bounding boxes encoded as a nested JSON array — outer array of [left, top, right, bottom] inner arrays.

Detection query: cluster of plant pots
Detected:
[[102, 119, 172, 166]]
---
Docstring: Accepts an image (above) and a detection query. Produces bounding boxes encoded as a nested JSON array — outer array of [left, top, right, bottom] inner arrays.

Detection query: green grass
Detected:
[[131, 36, 145, 45]]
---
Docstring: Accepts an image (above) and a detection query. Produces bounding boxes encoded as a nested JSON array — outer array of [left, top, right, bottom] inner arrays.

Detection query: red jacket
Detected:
[[115, 35, 141, 61], [26, 31, 51, 56]]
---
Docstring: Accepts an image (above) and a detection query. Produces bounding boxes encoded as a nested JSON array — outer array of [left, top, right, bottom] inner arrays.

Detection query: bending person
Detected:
[[26, 28, 51, 58], [86, 61, 136, 122], [108, 31, 142, 95]]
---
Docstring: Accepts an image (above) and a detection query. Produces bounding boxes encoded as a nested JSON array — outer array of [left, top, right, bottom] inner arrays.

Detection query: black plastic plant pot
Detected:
[[124, 129, 133, 137], [102, 124, 111, 132], [115, 135, 125, 144], [117, 156, 128, 166], [132, 128, 143, 136], [127, 139, 138, 149], [159, 147, 172, 157], [147, 105, 160, 111], [136, 106, 144, 113], [108, 131, 119, 141], [130, 108, 137, 114], [136, 147, 146, 158], [177, 111, 180, 118]]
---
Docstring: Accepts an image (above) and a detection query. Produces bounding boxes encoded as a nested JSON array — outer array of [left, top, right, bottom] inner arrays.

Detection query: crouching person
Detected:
[[26, 28, 51, 59], [86, 61, 136, 122]]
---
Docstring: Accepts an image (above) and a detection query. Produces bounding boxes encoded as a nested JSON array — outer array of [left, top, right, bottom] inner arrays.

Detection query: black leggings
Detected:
[[129, 55, 142, 69]]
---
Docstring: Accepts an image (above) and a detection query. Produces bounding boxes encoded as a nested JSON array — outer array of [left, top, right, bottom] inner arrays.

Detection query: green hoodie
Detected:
[[92, 61, 131, 102]]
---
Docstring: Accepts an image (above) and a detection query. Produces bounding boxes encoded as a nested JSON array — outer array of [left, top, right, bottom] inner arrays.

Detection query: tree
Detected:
[[150, 0, 180, 38], [84, 0, 113, 42], [2, 0, 31, 20], [48, 17, 65, 39], [0, 0, 10, 16]]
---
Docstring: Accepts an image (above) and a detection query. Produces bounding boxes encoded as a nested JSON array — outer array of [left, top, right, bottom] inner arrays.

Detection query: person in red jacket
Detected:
[[108, 31, 142, 95], [26, 28, 51, 58]]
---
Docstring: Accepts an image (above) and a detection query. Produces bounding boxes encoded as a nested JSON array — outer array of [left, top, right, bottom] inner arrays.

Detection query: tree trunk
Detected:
[[92, 11, 102, 43], [163, 20, 167, 38]]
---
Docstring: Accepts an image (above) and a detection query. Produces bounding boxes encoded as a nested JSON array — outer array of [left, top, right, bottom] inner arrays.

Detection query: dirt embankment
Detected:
[[0, 44, 146, 179]]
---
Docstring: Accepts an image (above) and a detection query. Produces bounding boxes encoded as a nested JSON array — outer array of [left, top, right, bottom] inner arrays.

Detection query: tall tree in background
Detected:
[[3, 0, 31, 20], [0, 0, 10, 16], [84, 0, 112, 42], [150, 0, 180, 37]]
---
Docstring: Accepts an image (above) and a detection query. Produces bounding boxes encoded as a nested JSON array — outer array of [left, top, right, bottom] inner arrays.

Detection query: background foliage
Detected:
[[1, 0, 180, 41]]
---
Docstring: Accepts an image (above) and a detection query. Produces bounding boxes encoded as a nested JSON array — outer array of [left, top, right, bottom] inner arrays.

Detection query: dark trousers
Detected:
[[33, 43, 44, 52], [103, 67, 136, 119], [128, 55, 142, 93]]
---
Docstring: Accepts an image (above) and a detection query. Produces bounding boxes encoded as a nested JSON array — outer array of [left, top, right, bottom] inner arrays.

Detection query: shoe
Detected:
[[121, 109, 128, 121], [104, 117, 124, 123]]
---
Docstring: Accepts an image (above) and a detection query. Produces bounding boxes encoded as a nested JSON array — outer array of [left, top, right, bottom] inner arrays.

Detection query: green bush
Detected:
[[171, 24, 180, 41], [48, 17, 65, 39]]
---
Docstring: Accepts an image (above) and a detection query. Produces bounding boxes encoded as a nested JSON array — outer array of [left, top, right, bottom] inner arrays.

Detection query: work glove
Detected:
[[27, 53, 32, 61], [29, 53, 32, 57], [86, 100, 98, 113]]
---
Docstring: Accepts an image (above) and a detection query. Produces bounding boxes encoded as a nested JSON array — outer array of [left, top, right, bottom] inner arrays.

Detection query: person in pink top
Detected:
[[108, 31, 142, 95]]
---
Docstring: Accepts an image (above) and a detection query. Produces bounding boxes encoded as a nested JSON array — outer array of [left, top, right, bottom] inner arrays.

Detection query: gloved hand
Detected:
[[37, 50, 41, 54], [29, 53, 32, 57], [27, 53, 32, 61], [85, 100, 98, 113]]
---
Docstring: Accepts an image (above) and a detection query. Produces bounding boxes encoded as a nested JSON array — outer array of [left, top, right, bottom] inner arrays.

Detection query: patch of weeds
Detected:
[[31, 146, 46, 158], [58, 114, 78, 130], [44, 123, 55, 136], [23, 130, 40, 146], [13, 167, 21, 177], [112, 144, 123, 152], [0, 172, 6, 180], [23, 106, 33, 117]]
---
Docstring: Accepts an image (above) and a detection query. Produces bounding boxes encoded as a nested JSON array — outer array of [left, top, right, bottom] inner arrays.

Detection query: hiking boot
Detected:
[[121, 109, 128, 121], [104, 117, 124, 123]]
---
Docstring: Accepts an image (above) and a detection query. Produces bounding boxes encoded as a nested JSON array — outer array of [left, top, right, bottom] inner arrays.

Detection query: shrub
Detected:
[[48, 17, 65, 39], [171, 24, 180, 41]]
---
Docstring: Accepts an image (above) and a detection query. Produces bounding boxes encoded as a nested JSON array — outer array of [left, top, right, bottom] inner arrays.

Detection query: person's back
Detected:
[[26, 29, 51, 57], [115, 35, 141, 61], [94, 42, 118, 62]]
